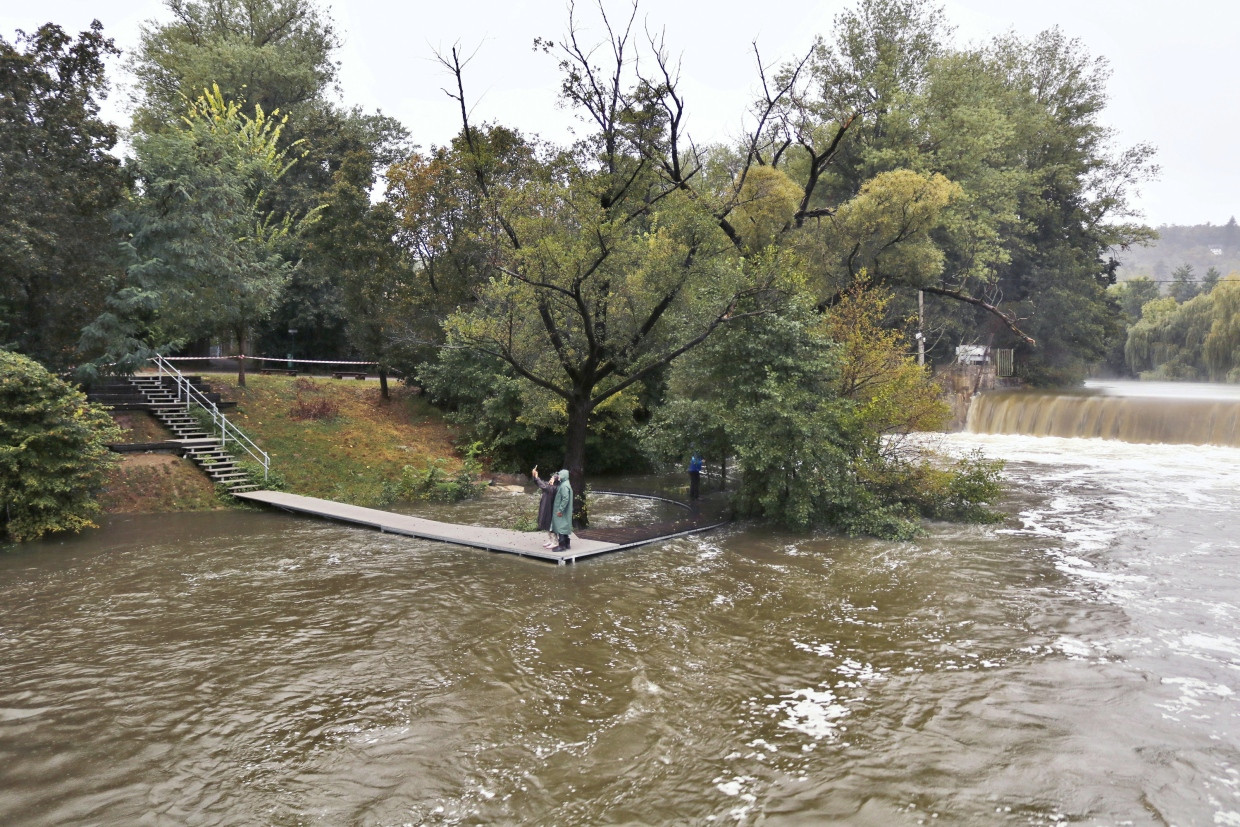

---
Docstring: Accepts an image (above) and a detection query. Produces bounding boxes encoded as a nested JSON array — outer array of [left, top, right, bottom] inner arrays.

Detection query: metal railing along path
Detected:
[[150, 354, 270, 480]]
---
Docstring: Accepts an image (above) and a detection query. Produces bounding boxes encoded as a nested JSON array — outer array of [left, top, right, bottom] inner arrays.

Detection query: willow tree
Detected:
[[1125, 280, 1240, 381]]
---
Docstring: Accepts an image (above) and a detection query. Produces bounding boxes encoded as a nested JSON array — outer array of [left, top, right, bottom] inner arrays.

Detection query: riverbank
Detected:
[[101, 374, 464, 513]]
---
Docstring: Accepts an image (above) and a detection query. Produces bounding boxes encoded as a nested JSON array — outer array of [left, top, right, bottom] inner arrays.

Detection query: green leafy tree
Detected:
[[757, 0, 1155, 382], [1203, 280, 1240, 380], [1103, 275, 1161, 375], [129, 0, 408, 361], [129, 0, 339, 132], [258, 106, 408, 361], [961, 28, 1153, 383], [417, 21, 793, 521], [1169, 263, 1200, 303], [0, 22, 127, 370], [310, 147, 407, 397], [385, 124, 538, 363], [1126, 279, 1240, 381], [1124, 295, 1187, 377], [1203, 266, 1222, 294], [1111, 276, 1162, 322], [81, 86, 306, 384], [643, 281, 1000, 538], [1, 349, 122, 543]]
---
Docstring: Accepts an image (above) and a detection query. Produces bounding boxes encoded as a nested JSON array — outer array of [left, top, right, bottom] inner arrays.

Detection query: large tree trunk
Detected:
[[564, 395, 591, 528], [378, 367, 389, 400]]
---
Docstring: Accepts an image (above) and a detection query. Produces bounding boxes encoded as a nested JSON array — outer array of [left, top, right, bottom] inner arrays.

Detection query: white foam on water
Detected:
[[1180, 634, 1240, 662], [1158, 676, 1235, 718], [791, 639, 835, 658], [769, 687, 850, 740]]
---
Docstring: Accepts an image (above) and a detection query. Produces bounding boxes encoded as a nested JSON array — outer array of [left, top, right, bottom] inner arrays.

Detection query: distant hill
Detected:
[[1116, 217, 1240, 283]]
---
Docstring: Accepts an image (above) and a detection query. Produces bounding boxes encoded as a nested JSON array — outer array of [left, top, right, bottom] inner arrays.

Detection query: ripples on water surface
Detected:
[[2, 439, 1239, 825]]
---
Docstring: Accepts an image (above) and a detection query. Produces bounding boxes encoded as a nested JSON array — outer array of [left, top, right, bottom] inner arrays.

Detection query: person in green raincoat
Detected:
[[551, 468, 573, 550]]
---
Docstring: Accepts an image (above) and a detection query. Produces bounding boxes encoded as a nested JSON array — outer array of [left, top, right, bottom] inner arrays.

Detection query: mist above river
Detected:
[[2, 427, 1239, 824]]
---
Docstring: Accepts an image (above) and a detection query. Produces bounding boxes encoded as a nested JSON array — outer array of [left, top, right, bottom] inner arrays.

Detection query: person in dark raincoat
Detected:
[[531, 466, 559, 548], [551, 468, 573, 551]]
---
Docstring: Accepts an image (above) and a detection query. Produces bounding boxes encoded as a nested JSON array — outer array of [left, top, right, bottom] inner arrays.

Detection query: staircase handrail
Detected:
[[150, 354, 269, 480]]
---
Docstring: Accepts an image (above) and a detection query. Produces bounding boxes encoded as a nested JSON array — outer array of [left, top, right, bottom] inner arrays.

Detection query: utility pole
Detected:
[[917, 289, 925, 366]]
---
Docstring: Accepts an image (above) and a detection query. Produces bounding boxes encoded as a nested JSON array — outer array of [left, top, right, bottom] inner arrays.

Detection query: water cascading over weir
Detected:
[[965, 382, 1240, 447]]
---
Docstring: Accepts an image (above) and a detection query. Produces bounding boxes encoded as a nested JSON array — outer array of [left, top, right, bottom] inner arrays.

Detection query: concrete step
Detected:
[[190, 458, 234, 467]]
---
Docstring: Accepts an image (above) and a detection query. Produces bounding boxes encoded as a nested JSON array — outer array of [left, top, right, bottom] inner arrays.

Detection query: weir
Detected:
[[966, 382, 1240, 446]]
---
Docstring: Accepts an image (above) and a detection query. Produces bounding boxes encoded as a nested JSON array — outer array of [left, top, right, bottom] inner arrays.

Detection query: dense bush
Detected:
[[398, 443, 487, 502], [642, 289, 1005, 540], [0, 350, 122, 542]]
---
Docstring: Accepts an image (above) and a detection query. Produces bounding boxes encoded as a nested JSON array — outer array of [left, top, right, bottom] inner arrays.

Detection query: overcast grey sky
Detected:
[[4, 0, 1236, 228]]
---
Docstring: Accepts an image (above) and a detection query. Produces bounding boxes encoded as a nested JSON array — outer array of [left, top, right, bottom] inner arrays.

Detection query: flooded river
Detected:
[[2, 425, 1239, 823]]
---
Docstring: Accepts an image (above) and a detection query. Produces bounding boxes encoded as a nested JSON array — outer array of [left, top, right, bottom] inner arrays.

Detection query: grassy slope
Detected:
[[100, 374, 463, 513], [212, 374, 461, 506]]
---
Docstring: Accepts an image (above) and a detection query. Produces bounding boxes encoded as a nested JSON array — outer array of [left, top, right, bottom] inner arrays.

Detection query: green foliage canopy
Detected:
[[642, 282, 1002, 539], [0, 22, 127, 370], [129, 0, 340, 131], [1125, 279, 1240, 381], [81, 86, 305, 382], [128, 0, 408, 361], [759, 0, 1156, 382]]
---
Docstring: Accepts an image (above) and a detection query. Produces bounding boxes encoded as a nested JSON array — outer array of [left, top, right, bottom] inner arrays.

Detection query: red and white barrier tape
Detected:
[[160, 356, 379, 366]]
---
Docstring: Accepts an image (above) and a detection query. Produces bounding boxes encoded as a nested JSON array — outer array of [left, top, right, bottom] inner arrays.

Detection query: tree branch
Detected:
[[922, 285, 1037, 346]]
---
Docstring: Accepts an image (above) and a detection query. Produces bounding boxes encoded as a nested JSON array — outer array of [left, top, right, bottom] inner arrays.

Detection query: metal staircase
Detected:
[[128, 357, 270, 496]]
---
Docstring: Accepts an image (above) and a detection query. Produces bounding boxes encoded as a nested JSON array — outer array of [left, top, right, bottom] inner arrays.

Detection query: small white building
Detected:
[[956, 345, 989, 364]]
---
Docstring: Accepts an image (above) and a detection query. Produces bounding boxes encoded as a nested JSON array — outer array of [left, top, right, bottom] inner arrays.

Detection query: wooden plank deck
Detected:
[[233, 490, 721, 564]]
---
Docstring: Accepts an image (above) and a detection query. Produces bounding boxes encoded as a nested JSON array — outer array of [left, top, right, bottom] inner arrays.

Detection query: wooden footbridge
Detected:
[[99, 363, 728, 563], [234, 490, 727, 565]]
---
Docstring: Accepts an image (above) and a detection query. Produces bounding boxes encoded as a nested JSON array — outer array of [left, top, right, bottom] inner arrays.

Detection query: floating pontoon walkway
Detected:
[[234, 490, 726, 564]]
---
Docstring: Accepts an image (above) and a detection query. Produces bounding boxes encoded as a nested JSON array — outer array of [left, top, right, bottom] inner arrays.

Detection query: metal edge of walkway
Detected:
[[233, 490, 723, 565], [604, 520, 732, 552]]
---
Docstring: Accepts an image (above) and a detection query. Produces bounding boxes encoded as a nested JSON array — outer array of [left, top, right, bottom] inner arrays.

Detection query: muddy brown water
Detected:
[[3, 385, 1239, 824]]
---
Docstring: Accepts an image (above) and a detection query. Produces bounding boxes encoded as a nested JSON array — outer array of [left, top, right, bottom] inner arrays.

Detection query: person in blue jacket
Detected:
[[688, 452, 703, 500]]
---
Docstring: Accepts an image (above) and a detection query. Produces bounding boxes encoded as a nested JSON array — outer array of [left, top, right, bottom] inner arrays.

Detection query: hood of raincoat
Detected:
[[558, 469, 571, 482]]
